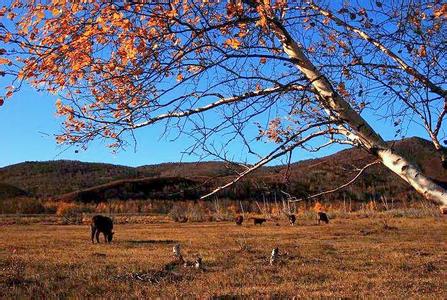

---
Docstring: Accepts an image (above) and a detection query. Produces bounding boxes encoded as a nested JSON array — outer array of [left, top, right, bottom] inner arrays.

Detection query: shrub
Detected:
[[314, 201, 323, 212], [0, 197, 46, 214], [169, 204, 187, 222], [150, 200, 173, 214], [95, 202, 109, 213], [19, 198, 46, 214], [187, 202, 208, 222], [42, 201, 58, 214], [56, 202, 94, 224], [56, 202, 78, 217]]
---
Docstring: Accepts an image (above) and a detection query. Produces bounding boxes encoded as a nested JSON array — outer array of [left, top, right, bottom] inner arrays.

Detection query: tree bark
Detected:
[[266, 15, 447, 207], [377, 149, 447, 205]]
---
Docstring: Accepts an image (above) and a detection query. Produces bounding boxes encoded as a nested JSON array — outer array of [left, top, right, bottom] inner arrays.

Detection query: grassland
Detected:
[[0, 215, 446, 298]]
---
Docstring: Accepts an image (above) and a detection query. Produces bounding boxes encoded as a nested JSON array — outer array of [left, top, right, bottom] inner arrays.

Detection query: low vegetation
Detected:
[[0, 197, 441, 223], [0, 212, 445, 298]]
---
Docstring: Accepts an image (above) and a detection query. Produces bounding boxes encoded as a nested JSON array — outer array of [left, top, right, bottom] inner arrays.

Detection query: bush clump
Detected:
[[0, 197, 46, 214], [56, 202, 94, 224]]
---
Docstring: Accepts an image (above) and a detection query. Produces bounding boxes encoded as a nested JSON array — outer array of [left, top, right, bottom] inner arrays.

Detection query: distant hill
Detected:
[[58, 177, 204, 202], [137, 161, 244, 177], [0, 183, 28, 200], [258, 137, 447, 202], [0, 160, 150, 197], [0, 137, 446, 203]]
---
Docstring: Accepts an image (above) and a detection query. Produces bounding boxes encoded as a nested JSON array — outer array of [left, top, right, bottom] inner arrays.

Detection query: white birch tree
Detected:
[[0, 0, 446, 207]]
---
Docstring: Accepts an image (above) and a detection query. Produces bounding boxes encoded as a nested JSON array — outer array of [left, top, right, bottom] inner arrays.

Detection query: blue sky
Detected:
[[0, 85, 199, 167], [0, 2, 436, 168], [0, 82, 430, 168]]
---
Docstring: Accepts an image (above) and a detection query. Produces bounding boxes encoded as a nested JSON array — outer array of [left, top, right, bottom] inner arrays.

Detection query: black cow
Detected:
[[91, 215, 114, 243], [235, 215, 244, 225], [288, 214, 296, 225], [440, 206, 447, 215], [317, 212, 329, 224], [253, 218, 266, 225]]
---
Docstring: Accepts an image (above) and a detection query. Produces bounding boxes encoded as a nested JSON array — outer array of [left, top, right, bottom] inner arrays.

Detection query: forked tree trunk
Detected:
[[267, 16, 447, 207]]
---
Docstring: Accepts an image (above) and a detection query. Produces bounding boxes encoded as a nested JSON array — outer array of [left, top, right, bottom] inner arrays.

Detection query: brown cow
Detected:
[[91, 215, 114, 243], [235, 215, 244, 225], [317, 212, 329, 224], [253, 218, 266, 225], [288, 214, 296, 225], [440, 206, 447, 215]]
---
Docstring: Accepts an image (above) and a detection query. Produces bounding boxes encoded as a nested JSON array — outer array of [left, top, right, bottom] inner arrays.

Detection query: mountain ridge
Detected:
[[1, 137, 446, 202]]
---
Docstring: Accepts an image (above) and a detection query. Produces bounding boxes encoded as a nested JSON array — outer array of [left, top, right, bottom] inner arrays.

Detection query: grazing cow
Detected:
[[235, 215, 244, 225], [317, 212, 329, 224], [288, 214, 296, 226], [253, 218, 266, 225], [440, 206, 447, 215], [91, 215, 114, 243]]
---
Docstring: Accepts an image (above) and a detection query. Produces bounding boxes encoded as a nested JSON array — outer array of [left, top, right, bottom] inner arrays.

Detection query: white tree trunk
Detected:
[[267, 16, 447, 207], [378, 149, 447, 206]]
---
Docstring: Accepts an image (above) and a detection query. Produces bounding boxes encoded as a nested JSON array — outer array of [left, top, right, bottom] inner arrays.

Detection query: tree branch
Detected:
[[132, 83, 309, 129], [200, 129, 329, 199], [309, 3, 447, 98], [288, 160, 381, 202]]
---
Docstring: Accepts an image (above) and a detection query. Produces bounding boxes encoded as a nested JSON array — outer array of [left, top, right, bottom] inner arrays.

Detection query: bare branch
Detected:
[[200, 129, 329, 199], [132, 83, 310, 129], [288, 160, 381, 202], [309, 3, 447, 98]]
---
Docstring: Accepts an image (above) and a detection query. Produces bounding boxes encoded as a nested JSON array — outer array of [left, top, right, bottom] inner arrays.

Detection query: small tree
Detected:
[[0, 1, 446, 207]]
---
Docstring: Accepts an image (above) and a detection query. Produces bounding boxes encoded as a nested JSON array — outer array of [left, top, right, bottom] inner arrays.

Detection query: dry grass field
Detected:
[[0, 215, 446, 298]]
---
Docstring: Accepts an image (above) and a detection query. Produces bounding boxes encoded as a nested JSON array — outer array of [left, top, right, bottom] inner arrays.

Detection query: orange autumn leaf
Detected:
[[176, 73, 183, 82], [224, 38, 241, 49], [51, 8, 61, 16], [260, 57, 267, 64], [227, 1, 243, 18], [255, 16, 268, 28], [433, 4, 447, 18], [337, 82, 350, 98], [0, 57, 11, 65], [418, 45, 427, 57], [36, 10, 45, 20], [187, 65, 203, 73], [55, 98, 62, 109], [166, 8, 178, 19], [2, 33, 12, 42]]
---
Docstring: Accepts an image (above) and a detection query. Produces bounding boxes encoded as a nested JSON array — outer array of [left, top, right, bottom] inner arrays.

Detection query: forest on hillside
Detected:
[[0, 138, 445, 206]]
